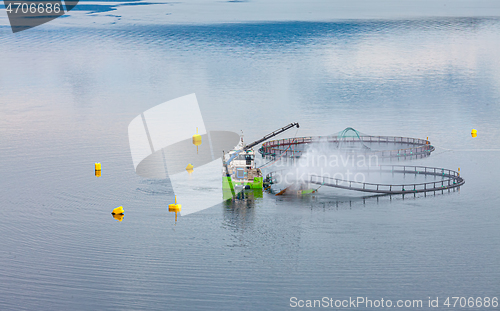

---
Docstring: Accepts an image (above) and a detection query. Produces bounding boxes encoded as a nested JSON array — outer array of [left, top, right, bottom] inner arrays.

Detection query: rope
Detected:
[[432, 144, 500, 156]]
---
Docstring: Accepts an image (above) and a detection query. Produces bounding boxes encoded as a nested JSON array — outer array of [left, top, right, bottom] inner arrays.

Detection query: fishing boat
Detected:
[[222, 123, 299, 193]]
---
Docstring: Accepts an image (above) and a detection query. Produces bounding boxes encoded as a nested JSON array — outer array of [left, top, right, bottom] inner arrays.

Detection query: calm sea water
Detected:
[[1, 6, 500, 311]]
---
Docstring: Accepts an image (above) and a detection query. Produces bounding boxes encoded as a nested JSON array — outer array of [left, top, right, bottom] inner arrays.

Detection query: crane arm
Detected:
[[244, 122, 299, 151], [225, 122, 299, 165]]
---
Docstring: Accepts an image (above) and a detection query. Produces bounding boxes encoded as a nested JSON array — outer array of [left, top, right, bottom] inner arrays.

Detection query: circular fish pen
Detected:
[[259, 127, 435, 161], [265, 165, 464, 196]]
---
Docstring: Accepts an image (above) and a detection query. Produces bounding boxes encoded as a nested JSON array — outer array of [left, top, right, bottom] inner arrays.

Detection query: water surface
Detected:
[[1, 10, 500, 311]]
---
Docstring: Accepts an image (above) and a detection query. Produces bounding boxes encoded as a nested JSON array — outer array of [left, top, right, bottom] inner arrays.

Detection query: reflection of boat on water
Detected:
[[223, 189, 263, 212], [222, 123, 299, 198], [223, 187, 263, 202]]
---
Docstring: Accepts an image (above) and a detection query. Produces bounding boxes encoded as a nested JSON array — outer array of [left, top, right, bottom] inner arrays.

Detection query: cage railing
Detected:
[[306, 165, 464, 194], [259, 135, 434, 159], [265, 165, 464, 194]]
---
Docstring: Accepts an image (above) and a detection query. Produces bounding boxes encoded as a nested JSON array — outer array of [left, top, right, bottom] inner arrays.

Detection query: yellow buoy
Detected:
[[95, 170, 101, 177], [186, 163, 194, 174], [111, 206, 124, 215], [471, 129, 477, 138], [192, 128, 202, 154], [112, 214, 124, 222], [169, 196, 181, 222], [168, 196, 181, 213], [95, 163, 101, 171]]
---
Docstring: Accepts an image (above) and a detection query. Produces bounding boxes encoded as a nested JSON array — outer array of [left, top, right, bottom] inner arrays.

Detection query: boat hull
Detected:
[[222, 176, 263, 189]]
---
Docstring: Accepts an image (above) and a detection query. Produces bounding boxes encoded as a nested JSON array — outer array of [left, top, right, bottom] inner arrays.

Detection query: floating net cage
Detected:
[[264, 165, 464, 196], [259, 127, 435, 161], [258, 128, 463, 197]]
